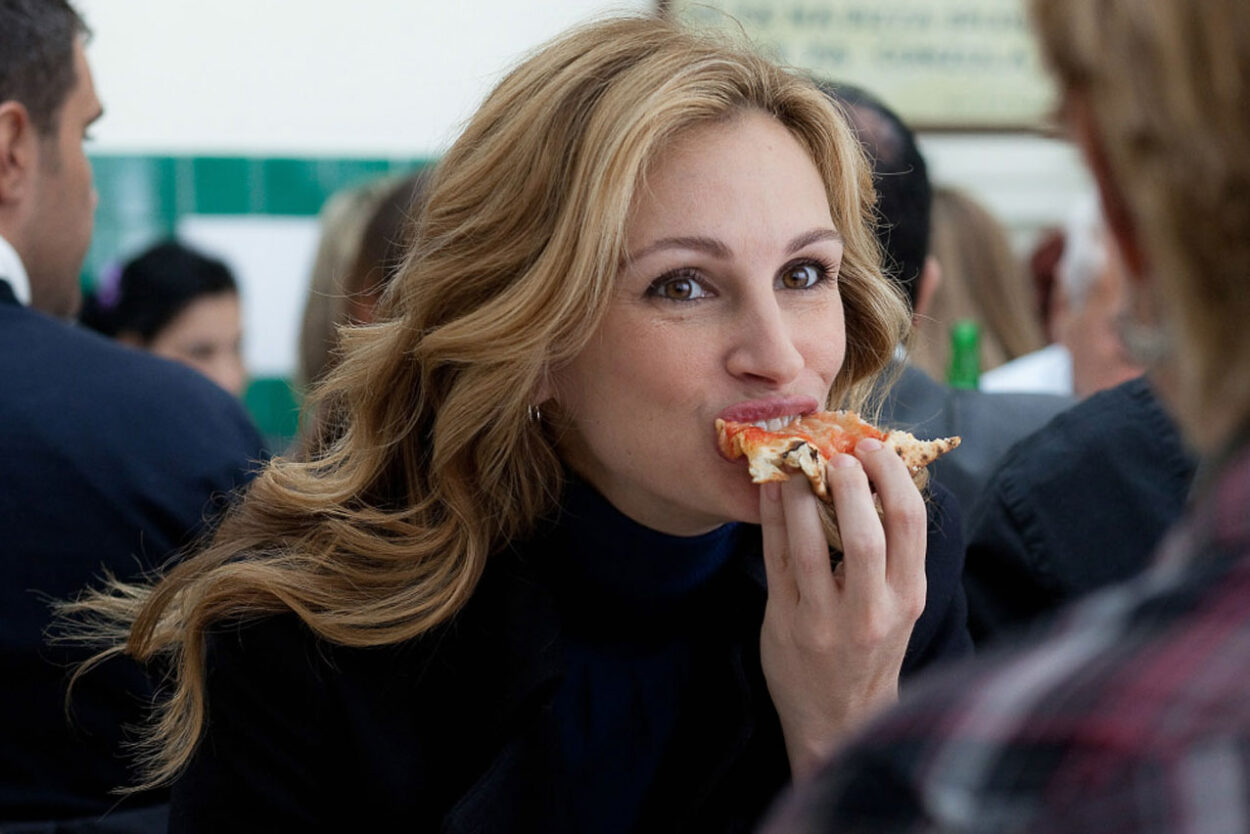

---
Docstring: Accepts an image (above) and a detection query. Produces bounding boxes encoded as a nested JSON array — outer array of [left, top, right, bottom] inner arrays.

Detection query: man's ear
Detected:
[[1066, 93, 1147, 282], [911, 255, 942, 324], [0, 101, 37, 202]]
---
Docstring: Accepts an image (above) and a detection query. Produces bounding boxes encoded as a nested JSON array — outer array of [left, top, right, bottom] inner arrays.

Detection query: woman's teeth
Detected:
[[751, 415, 801, 432]]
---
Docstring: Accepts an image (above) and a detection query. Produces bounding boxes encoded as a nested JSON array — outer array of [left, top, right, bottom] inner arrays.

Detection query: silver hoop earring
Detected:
[[527, 404, 542, 425]]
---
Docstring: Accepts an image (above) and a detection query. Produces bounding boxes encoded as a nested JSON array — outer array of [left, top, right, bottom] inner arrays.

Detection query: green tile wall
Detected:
[[85, 153, 432, 448], [86, 154, 428, 286], [243, 376, 303, 455]]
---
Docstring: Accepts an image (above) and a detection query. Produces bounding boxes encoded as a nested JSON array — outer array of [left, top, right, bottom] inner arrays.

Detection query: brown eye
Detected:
[[663, 278, 695, 299], [780, 263, 823, 290], [647, 271, 711, 301]]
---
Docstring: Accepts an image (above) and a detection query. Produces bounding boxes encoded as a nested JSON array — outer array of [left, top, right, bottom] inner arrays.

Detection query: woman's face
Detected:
[[553, 110, 847, 535], [148, 291, 247, 397]]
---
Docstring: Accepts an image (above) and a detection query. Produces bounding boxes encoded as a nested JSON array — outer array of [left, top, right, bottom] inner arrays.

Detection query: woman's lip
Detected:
[[716, 395, 821, 424]]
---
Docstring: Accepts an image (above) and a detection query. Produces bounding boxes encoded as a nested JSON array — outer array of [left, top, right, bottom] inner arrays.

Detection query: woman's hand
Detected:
[[758, 437, 928, 781]]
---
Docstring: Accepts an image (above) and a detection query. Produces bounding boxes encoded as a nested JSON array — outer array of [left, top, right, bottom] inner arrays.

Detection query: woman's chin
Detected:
[[720, 481, 765, 525]]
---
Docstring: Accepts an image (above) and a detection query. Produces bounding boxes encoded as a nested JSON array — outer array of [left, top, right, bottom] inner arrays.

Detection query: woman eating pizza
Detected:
[[67, 15, 971, 831]]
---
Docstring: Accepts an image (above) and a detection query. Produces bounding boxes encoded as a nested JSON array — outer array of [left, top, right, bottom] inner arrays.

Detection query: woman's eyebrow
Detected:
[[625, 227, 841, 265], [787, 228, 842, 253], [626, 235, 730, 264]]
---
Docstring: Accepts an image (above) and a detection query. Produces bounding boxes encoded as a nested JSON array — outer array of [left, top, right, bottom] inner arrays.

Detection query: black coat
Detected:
[[170, 483, 971, 833], [881, 363, 1075, 530], [964, 375, 1198, 646], [0, 280, 264, 827]]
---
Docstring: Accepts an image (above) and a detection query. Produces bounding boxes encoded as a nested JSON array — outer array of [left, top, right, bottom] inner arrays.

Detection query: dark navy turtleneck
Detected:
[[539, 477, 743, 834]]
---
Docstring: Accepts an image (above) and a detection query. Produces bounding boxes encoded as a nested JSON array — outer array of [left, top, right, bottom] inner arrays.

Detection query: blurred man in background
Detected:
[[0, 1, 263, 828], [1052, 193, 1145, 397], [979, 193, 1146, 398]]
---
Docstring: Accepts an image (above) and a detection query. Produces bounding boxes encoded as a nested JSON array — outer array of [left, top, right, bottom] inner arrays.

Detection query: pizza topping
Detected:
[[715, 409, 960, 502]]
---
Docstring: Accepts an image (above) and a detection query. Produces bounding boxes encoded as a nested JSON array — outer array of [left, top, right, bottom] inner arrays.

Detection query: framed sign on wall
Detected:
[[660, 0, 1056, 132]]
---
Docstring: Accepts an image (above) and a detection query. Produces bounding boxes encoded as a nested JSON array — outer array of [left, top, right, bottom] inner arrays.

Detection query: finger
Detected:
[[827, 450, 887, 597], [855, 438, 927, 589], [779, 471, 836, 612], [759, 481, 795, 604]]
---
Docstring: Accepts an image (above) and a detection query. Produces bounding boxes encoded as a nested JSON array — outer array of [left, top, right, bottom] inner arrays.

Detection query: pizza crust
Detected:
[[882, 429, 962, 475], [716, 412, 961, 503]]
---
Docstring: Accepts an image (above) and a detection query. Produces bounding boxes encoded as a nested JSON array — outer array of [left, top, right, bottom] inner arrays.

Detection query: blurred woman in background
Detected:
[[910, 185, 1045, 382], [80, 239, 246, 397]]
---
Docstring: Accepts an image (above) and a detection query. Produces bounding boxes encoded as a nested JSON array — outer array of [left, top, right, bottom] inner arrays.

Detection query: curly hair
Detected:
[[64, 14, 909, 789]]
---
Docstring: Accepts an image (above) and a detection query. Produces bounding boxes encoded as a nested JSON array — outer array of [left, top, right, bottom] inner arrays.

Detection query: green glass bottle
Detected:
[[947, 319, 981, 389]]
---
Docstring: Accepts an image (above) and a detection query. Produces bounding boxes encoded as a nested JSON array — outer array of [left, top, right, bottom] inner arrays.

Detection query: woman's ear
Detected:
[[532, 383, 555, 408], [531, 368, 557, 407]]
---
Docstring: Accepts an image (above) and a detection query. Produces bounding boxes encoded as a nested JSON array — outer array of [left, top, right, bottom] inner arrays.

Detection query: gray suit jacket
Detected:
[[879, 363, 1074, 526]]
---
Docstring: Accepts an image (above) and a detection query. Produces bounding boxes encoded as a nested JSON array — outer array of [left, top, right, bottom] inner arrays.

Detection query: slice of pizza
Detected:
[[715, 410, 960, 501]]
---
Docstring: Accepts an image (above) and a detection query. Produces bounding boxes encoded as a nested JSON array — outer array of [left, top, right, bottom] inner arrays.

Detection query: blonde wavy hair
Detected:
[[1030, 0, 1250, 449], [66, 14, 907, 789]]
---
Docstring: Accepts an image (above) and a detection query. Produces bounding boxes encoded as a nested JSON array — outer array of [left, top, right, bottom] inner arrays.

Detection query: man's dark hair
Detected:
[[79, 240, 239, 342], [0, 0, 88, 135], [820, 81, 932, 310]]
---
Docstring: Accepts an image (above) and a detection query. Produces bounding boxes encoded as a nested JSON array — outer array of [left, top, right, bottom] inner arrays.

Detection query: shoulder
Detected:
[[997, 377, 1171, 471], [0, 310, 263, 568], [975, 376, 1194, 524], [963, 377, 1196, 637], [201, 554, 559, 711], [877, 364, 1069, 444], [883, 363, 1075, 512], [947, 387, 1074, 448], [880, 364, 948, 435], [0, 305, 263, 462]]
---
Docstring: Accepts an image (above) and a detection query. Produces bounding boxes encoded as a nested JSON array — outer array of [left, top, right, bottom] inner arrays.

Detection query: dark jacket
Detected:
[[964, 374, 1198, 646], [0, 280, 264, 827], [881, 363, 1074, 528], [170, 482, 971, 833]]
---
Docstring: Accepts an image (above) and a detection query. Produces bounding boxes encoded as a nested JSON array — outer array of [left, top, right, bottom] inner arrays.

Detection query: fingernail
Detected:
[[857, 438, 883, 453], [832, 453, 858, 468]]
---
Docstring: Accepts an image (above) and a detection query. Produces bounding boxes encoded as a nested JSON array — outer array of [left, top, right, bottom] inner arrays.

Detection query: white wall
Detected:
[[76, 0, 651, 157], [73, 1, 1092, 381], [921, 132, 1093, 252], [76, 1, 1090, 235]]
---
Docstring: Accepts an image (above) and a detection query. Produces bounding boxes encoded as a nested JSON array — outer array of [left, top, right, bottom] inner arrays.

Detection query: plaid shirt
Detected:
[[765, 445, 1250, 834]]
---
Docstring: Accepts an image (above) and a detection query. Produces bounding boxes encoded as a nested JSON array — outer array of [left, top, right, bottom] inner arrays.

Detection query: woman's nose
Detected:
[[725, 295, 804, 386]]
